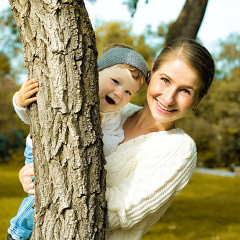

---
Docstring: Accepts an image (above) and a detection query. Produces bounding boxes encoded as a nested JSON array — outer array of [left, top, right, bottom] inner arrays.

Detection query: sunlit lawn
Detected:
[[0, 163, 26, 239], [1, 163, 240, 240], [142, 172, 240, 240]]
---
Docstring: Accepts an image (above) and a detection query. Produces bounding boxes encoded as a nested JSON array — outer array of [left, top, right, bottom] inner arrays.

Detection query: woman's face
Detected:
[[147, 59, 202, 126]]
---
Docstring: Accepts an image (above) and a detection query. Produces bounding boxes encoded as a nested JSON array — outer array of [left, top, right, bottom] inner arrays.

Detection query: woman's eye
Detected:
[[161, 78, 170, 84], [181, 89, 191, 95], [112, 79, 119, 85], [125, 90, 131, 96]]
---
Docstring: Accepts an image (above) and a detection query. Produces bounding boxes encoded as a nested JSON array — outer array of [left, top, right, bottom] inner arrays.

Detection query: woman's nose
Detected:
[[164, 87, 177, 105]]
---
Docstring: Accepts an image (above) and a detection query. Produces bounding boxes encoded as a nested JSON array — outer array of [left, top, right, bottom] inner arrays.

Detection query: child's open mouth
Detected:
[[105, 96, 115, 105]]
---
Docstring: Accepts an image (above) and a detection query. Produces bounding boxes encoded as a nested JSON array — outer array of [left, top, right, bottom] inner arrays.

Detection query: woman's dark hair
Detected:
[[152, 38, 215, 98]]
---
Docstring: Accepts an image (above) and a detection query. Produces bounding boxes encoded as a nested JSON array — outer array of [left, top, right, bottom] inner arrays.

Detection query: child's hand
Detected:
[[15, 76, 39, 108], [19, 163, 35, 195]]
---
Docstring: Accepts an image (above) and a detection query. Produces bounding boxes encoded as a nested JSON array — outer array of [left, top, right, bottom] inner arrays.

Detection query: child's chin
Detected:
[[101, 105, 116, 113]]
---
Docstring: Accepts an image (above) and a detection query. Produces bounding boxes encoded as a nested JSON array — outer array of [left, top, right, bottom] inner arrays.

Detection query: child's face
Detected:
[[98, 65, 141, 113]]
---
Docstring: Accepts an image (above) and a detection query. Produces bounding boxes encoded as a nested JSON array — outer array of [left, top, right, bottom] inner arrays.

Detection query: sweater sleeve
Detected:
[[102, 112, 124, 156], [105, 132, 197, 231], [12, 92, 30, 125]]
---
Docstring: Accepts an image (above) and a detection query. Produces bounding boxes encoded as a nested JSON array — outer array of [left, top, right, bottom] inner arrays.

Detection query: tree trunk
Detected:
[[9, 0, 106, 239], [165, 0, 209, 45]]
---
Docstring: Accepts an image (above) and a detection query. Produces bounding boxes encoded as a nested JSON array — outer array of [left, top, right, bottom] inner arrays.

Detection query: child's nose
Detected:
[[114, 88, 124, 99]]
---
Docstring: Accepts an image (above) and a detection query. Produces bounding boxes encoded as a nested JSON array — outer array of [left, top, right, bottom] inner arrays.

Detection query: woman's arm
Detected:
[[19, 163, 35, 195]]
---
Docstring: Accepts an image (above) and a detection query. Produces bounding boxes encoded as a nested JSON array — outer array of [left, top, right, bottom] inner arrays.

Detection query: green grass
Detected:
[[1, 164, 240, 240], [0, 163, 26, 239], [142, 173, 240, 240]]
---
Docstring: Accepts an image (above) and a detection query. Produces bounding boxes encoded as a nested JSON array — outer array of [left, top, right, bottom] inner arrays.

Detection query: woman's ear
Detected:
[[192, 97, 203, 111], [146, 71, 151, 85], [197, 97, 203, 106]]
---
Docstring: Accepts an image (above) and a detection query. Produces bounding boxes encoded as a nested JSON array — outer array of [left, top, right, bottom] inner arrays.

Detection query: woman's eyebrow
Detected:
[[183, 85, 195, 90]]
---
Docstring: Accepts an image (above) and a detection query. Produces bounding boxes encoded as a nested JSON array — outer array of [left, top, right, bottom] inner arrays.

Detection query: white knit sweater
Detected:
[[105, 103, 197, 240], [12, 92, 124, 156]]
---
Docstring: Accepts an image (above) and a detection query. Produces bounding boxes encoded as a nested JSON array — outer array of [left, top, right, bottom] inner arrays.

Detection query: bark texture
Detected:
[[165, 0, 209, 45], [9, 0, 106, 239]]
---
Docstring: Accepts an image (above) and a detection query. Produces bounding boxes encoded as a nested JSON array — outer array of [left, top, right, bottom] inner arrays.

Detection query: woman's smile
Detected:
[[155, 99, 177, 114]]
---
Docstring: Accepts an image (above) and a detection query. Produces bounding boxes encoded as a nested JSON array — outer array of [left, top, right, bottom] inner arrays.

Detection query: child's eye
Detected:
[[181, 89, 191, 95], [112, 79, 119, 85], [125, 90, 131, 96]]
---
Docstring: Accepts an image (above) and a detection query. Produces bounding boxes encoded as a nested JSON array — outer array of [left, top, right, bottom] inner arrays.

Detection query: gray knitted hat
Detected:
[[97, 47, 148, 78]]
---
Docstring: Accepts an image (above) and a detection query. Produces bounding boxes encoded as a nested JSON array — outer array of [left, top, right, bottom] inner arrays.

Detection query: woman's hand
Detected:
[[19, 163, 35, 195]]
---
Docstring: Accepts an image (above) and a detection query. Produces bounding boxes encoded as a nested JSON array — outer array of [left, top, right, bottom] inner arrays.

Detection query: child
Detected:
[[7, 44, 148, 240]]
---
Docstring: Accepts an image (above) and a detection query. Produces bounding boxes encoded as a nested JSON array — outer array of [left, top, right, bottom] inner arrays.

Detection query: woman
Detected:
[[19, 38, 215, 240]]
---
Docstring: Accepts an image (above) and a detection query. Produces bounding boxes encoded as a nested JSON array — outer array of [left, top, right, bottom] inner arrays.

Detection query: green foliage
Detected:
[[0, 7, 24, 79], [0, 53, 29, 162], [130, 85, 147, 106], [0, 7, 22, 54], [123, 0, 149, 17], [141, 23, 167, 54], [95, 21, 156, 68], [0, 86, 29, 162], [178, 116, 218, 167], [0, 52, 10, 76], [214, 33, 240, 79]]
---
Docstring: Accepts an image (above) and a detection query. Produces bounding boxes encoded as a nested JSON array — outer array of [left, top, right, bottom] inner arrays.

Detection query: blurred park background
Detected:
[[0, 0, 240, 239]]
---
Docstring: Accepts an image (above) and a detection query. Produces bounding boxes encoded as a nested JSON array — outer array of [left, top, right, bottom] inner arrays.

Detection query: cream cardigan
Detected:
[[105, 103, 197, 239]]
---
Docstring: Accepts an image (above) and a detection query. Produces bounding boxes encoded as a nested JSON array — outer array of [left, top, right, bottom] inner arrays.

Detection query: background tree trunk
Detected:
[[165, 0, 209, 45], [9, 0, 106, 239]]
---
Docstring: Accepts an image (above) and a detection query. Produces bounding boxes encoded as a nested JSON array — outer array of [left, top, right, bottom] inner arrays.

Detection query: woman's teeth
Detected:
[[157, 100, 175, 112]]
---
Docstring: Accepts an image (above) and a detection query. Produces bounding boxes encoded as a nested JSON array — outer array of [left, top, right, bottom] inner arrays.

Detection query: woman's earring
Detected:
[[192, 107, 197, 112]]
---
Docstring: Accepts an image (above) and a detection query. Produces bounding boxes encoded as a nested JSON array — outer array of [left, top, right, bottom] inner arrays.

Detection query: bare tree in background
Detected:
[[124, 0, 209, 44], [165, 0, 209, 44], [8, 0, 106, 239]]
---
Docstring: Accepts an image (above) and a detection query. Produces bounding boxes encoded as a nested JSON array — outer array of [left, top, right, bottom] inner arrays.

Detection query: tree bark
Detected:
[[9, 0, 106, 239], [165, 0, 209, 45]]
